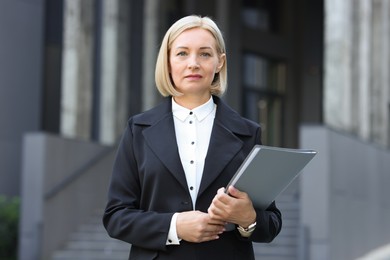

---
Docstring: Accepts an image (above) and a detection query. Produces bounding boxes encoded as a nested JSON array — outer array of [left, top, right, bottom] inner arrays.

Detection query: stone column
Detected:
[[324, 0, 353, 131], [99, 0, 130, 144], [142, 0, 159, 110], [60, 0, 94, 140], [386, 0, 390, 147], [0, 0, 45, 196], [370, 0, 390, 146], [324, 0, 390, 147], [356, 0, 371, 140]]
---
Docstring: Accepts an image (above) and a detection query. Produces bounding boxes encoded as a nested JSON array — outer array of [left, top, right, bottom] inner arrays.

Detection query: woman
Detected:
[[103, 15, 282, 259]]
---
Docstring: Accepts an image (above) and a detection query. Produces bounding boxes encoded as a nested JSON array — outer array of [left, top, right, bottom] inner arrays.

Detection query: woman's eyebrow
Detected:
[[174, 46, 213, 50]]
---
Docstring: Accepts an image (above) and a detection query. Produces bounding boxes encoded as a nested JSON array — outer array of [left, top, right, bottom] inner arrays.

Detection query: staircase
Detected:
[[52, 192, 302, 260], [51, 212, 130, 260], [253, 190, 302, 260]]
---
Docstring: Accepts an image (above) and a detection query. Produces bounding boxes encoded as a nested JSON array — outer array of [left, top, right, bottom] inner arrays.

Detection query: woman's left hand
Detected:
[[207, 186, 257, 228]]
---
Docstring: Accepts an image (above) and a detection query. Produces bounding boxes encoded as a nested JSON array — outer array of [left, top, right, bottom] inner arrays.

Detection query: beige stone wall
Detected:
[[324, 0, 390, 147], [60, 0, 132, 144], [60, 0, 94, 140], [99, 0, 130, 144]]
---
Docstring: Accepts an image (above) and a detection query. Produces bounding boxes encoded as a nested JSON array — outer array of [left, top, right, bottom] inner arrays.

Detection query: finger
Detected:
[[208, 204, 223, 219], [228, 185, 246, 199], [215, 191, 234, 205], [206, 223, 225, 232], [209, 212, 225, 222], [194, 225, 224, 243], [217, 187, 226, 194], [211, 194, 227, 208], [209, 194, 229, 216], [208, 217, 226, 225], [203, 226, 225, 238]]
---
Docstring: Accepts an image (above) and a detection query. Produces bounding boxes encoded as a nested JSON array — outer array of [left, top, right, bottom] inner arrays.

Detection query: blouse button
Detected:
[[190, 186, 194, 190]]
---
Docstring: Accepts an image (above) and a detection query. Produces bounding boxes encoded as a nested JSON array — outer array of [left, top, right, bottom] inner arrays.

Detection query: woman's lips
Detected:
[[185, 74, 202, 80]]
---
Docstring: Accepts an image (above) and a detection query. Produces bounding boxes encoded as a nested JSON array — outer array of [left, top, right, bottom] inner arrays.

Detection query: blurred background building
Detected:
[[0, 0, 389, 259]]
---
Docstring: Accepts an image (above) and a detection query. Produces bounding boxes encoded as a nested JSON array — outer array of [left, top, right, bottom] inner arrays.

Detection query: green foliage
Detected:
[[0, 196, 19, 260]]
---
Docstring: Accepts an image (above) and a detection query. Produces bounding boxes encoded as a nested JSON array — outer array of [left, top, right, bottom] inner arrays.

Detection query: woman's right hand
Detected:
[[176, 210, 226, 243]]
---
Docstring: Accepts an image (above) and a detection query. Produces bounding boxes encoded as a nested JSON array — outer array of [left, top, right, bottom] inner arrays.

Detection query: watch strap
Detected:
[[237, 222, 256, 237]]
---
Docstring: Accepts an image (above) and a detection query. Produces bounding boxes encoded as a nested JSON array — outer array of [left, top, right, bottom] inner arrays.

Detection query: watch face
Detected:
[[237, 223, 256, 237], [248, 222, 257, 229], [238, 222, 256, 232]]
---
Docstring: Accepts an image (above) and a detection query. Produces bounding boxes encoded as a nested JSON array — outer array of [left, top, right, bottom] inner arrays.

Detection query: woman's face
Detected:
[[169, 28, 225, 97]]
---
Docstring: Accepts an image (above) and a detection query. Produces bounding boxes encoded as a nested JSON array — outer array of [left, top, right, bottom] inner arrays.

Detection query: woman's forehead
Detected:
[[171, 28, 217, 48]]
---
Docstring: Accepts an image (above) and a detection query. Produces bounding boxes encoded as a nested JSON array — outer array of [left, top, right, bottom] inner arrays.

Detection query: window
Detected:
[[242, 53, 286, 146], [241, 0, 280, 33]]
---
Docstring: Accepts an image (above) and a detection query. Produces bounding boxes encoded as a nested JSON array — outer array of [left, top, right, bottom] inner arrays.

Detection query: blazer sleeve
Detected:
[[247, 201, 282, 242], [236, 125, 283, 243], [102, 119, 173, 251]]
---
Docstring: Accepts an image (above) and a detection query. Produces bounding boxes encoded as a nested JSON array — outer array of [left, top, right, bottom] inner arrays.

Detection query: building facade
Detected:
[[1, 0, 325, 195], [1, 0, 389, 259]]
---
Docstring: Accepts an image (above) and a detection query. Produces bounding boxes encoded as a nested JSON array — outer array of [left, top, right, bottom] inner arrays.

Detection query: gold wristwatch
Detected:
[[237, 222, 256, 237]]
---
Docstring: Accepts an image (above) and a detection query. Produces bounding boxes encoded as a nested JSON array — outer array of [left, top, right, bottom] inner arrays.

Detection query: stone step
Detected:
[[276, 200, 300, 210], [254, 192, 301, 260], [52, 249, 129, 260], [70, 232, 114, 241], [53, 192, 302, 260], [78, 224, 107, 233], [254, 244, 297, 257], [65, 240, 129, 251], [278, 226, 299, 237]]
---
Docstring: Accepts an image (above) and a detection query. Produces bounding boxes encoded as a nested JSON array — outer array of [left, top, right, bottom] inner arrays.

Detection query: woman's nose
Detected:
[[188, 55, 200, 69]]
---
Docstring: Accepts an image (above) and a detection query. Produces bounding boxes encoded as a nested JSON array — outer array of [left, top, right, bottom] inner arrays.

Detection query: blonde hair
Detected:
[[155, 15, 227, 97]]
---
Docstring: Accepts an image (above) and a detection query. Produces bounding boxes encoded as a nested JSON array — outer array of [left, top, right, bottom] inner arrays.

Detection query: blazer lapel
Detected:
[[198, 120, 243, 196], [136, 96, 253, 198], [136, 98, 188, 191], [198, 96, 252, 197]]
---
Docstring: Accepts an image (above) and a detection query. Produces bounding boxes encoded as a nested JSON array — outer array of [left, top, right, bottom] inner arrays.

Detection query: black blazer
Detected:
[[103, 96, 282, 260]]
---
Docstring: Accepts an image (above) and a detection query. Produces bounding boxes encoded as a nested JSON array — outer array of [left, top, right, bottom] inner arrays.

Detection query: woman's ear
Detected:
[[217, 53, 226, 73]]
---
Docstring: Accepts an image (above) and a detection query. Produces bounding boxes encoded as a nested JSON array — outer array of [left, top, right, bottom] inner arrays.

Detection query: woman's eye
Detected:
[[200, 52, 211, 57], [177, 51, 187, 56]]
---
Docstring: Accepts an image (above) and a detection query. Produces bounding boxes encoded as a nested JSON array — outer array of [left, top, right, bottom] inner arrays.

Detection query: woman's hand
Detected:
[[176, 210, 226, 243], [208, 186, 256, 228]]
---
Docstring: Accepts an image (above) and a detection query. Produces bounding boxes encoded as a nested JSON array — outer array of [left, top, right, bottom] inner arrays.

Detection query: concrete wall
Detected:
[[324, 0, 390, 147], [18, 133, 115, 260], [0, 0, 45, 196], [300, 125, 390, 260]]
